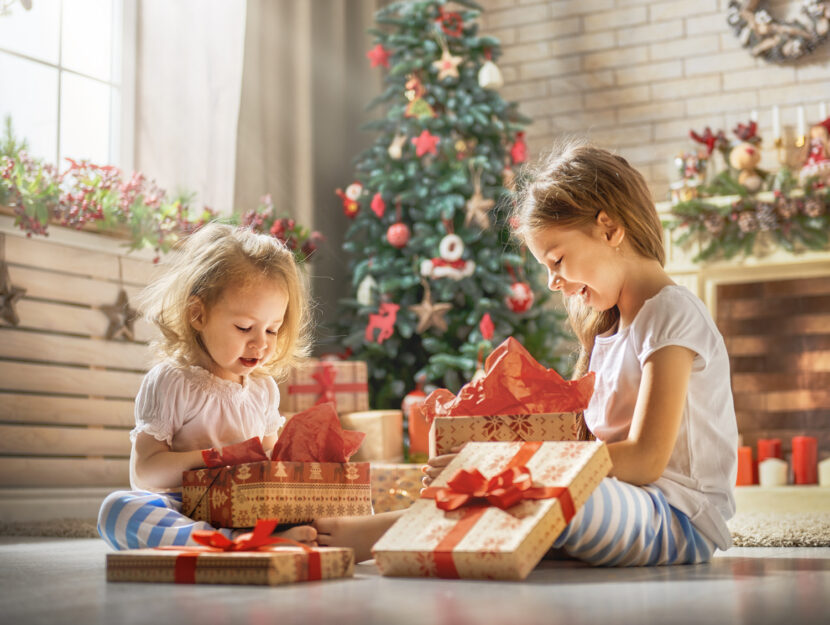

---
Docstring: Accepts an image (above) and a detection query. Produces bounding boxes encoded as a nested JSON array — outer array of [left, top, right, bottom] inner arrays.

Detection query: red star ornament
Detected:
[[412, 130, 440, 157], [367, 44, 391, 68]]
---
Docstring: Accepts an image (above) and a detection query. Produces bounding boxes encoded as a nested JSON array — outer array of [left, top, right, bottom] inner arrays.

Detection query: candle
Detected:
[[819, 458, 830, 487], [772, 105, 781, 139], [758, 458, 788, 487], [736, 445, 755, 486], [821, 102, 828, 121], [791, 436, 818, 484], [797, 105, 807, 138], [750, 109, 758, 122], [757, 438, 782, 463]]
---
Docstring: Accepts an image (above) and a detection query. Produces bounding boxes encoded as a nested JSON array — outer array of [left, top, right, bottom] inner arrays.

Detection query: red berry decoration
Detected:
[[505, 281, 534, 313], [386, 222, 410, 248]]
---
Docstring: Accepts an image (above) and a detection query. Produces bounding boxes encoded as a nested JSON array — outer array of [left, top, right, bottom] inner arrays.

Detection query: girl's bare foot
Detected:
[[314, 510, 404, 563]]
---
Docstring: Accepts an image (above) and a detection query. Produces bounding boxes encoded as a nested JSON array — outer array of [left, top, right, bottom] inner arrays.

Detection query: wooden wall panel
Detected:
[[718, 275, 830, 458], [0, 458, 130, 488], [0, 393, 134, 428], [0, 424, 131, 457]]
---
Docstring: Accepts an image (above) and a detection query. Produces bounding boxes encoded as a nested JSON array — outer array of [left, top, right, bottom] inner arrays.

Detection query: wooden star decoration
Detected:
[[409, 285, 453, 334], [101, 288, 138, 341], [464, 191, 495, 229], [432, 49, 463, 80], [0, 261, 26, 326]]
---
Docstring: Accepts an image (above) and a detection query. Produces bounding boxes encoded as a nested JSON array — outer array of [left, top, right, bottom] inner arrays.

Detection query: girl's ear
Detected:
[[596, 210, 625, 249], [188, 296, 207, 331]]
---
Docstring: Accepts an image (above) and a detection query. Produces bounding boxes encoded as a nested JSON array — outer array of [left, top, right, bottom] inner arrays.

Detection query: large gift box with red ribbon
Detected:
[[107, 520, 354, 586], [278, 359, 369, 413], [422, 338, 594, 457], [372, 440, 611, 580]]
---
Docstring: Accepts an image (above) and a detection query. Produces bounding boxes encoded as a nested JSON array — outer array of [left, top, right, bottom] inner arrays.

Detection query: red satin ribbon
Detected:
[[430, 258, 467, 269], [288, 362, 368, 407], [159, 519, 322, 583], [420, 442, 576, 578]]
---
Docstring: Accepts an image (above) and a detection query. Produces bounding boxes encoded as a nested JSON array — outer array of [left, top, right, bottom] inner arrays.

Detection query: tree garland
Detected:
[[664, 170, 830, 262], [727, 0, 830, 62]]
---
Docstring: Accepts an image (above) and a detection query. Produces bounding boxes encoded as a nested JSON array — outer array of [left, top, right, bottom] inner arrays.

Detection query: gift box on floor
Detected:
[[429, 412, 580, 457], [107, 520, 354, 586], [182, 460, 373, 528], [340, 410, 404, 462], [370, 462, 425, 513], [372, 440, 611, 580], [278, 359, 369, 413]]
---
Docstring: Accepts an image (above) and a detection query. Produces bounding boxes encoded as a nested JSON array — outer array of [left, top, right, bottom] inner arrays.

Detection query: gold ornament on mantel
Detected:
[[408, 280, 452, 334], [100, 288, 138, 341], [0, 260, 26, 326], [464, 166, 495, 229]]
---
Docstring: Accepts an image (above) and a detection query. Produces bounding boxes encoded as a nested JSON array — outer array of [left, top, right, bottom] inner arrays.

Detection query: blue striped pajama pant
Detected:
[[97, 490, 233, 550], [553, 477, 716, 566]]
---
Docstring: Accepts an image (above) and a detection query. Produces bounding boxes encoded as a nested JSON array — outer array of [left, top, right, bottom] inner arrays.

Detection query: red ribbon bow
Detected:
[[311, 362, 337, 405], [159, 519, 321, 583], [423, 465, 572, 514]]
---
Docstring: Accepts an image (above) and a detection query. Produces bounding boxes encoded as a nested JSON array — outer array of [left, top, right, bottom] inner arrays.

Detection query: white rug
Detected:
[[727, 512, 830, 547]]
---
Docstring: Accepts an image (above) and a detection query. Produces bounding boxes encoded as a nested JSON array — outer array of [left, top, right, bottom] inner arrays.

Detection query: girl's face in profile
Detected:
[[190, 277, 288, 383], [525, 218, 624, 312]]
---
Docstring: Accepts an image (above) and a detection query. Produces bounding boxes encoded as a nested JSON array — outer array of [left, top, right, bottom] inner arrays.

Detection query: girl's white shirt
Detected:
[[586, 285, 738, 550], [131, 361, 284, 471]]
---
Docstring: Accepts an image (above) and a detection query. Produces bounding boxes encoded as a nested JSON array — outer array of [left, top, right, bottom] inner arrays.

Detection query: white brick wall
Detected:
[[480, 0, 830, 200]]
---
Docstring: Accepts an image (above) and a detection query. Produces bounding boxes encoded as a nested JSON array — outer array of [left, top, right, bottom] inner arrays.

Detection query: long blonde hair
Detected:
[[139, 222, 312, 379], [513, 139, 665, 416]]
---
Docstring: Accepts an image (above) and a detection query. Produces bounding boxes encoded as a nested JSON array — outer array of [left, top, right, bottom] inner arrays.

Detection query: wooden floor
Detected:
[[1, 537, 829, 625]]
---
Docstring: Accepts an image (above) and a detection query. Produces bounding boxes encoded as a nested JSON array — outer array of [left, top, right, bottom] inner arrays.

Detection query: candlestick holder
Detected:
[[795, 134, 806, 148], [773, 135, 805, 167]]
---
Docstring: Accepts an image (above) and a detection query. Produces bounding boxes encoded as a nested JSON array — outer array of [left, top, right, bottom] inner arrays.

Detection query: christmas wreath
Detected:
[[727, 0, 830, 62]]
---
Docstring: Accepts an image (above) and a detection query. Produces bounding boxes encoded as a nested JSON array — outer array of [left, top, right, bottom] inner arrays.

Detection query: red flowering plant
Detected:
[[0, 118, 322, 263]]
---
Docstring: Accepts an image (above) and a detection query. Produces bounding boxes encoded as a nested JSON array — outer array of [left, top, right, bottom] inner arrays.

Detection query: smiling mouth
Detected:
[[239, 357, 259, 368]]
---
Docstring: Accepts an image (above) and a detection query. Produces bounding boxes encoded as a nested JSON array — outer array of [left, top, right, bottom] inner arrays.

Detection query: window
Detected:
[[0, 0, 135, 171]]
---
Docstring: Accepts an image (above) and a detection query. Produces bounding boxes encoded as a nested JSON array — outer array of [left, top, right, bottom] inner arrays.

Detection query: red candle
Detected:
[[736, 445, 755, 486], [757, 438, 782, 463], [791, 436, 818, 485]]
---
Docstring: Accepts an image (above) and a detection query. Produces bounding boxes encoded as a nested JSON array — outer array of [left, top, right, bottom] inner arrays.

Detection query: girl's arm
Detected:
[[605, 344, 696, 485], [131, 432, 205, 490]]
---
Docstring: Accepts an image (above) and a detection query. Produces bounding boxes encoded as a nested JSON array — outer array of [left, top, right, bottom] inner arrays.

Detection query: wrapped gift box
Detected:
[[370, 462, 424, 513], [429, 412, 580, 457], [340, 410, 404, 462], [278, 359, 369, 413], [107, 546, 353, 586], [372, 440, 611, 580], [182, 460, 372, 528]]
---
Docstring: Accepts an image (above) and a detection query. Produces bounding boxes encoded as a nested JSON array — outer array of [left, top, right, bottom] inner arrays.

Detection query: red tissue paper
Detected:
[[202, 437, 270, 469], [420, 337, 595, 422], [270, 402, 366, 463]]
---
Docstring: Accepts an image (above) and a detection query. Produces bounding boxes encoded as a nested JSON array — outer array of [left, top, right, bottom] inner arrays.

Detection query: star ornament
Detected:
[[0, 261, 26, 326], [366, 44, 391, 68], [101, 288, 138, 341], [409, 289, 453, 334], [464, 191, 495, 229], [432, 49, 463, 80], [411, 130, 440, 157]]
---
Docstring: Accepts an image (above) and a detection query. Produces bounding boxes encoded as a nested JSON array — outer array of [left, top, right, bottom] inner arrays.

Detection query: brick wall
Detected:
[[480, 0, 830, 201]]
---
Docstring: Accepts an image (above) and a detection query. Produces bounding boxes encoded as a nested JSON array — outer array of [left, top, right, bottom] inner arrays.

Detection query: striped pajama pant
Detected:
[[98, 490, 233, 551], [553, 477, 716, 566]]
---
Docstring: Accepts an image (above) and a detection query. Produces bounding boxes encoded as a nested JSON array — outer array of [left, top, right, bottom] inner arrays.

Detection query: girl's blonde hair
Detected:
[[139, 222, 312, 379], [513, 140, 665, 435]]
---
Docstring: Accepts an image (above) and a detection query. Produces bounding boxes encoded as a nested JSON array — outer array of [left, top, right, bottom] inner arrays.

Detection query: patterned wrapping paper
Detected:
[[370, 463, 425, 513], [340, 410, 404, 462], [182, 460, 373, 528], [428, 412, 581, 457], [372, 440, 611, 581], [278, 359, 369, 413], [107, 546, 354, 586]]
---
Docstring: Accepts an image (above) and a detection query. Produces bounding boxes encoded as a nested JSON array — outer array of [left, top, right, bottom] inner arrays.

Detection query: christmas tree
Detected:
[[337, 0, 568, 409]]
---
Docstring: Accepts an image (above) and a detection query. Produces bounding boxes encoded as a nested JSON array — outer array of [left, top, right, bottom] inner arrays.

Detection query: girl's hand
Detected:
[[274, 525, 317, 547], [421, 445, 463, 489]]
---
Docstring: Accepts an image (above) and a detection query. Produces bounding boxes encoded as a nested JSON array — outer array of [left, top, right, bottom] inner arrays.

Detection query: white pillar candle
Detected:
[[820, 102, 828, 121], [750, 109, 758, 122], [819, 458, 830, 487], [758, 457, 788, 487], [797, 105, 807, 137], [772, 105, 781, 139]]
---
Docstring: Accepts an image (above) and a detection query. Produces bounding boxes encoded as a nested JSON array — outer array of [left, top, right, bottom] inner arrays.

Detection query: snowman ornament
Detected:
[[420, 234, 475, 280]]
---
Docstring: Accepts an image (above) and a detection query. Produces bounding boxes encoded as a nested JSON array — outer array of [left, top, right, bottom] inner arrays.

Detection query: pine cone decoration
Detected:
[[775, 196, 798, 220], [737, 211, 759, 233], [756, 203, 778, 231], [703, 213, 725, 236], [803, 198, 826, 218]]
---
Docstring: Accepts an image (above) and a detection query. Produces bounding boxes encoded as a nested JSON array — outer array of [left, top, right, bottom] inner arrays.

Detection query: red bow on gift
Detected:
[[423, 465, 570, 513], [311, 362, 337, 406]]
